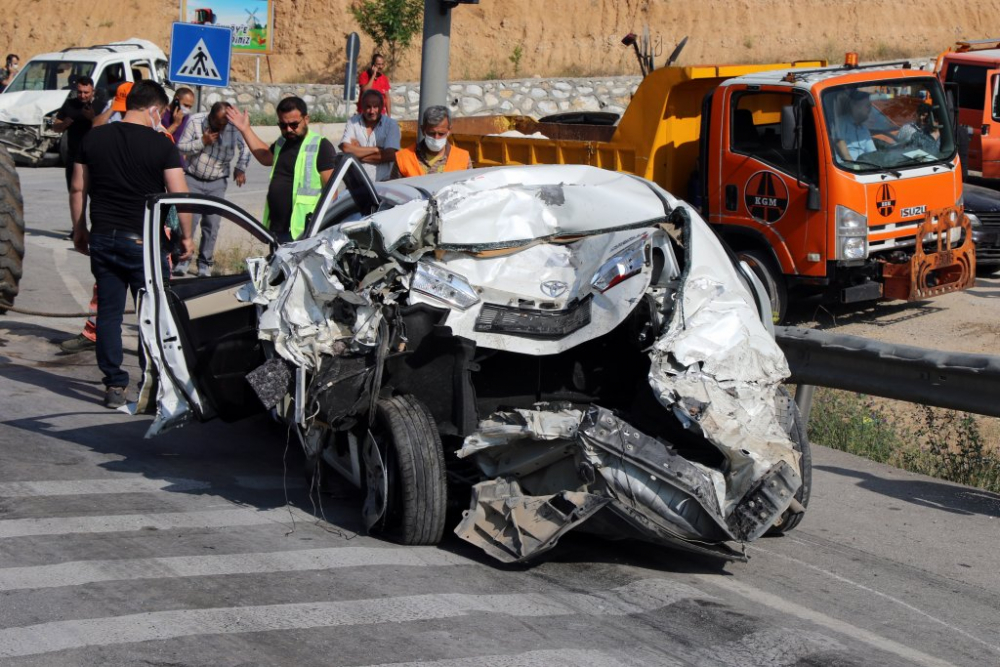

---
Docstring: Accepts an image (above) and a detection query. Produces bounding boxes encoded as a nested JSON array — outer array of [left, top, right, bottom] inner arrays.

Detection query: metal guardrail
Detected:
[[775, 326, 1000, 419]]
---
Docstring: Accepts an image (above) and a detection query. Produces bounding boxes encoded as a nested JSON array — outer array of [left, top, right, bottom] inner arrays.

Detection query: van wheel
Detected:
[[0, 145, 25, 314], [738, 249, 787, 324], [361, 395, 447, 545], [767, 387, 811, 535]]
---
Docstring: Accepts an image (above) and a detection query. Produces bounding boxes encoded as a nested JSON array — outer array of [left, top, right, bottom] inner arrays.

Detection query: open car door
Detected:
[[303, 153, 382, 238], [138, 193, 276, 436]]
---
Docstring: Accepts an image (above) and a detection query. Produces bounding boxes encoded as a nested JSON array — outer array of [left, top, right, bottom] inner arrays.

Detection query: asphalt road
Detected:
[[0, 164, 998, 666]]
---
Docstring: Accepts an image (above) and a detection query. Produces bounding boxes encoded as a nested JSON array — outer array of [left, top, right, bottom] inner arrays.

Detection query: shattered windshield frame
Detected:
[[821, 77, 956, 173]]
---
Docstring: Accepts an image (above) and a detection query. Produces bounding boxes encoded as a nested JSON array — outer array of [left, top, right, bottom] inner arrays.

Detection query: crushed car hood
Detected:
[[0, 90, 69, 125]]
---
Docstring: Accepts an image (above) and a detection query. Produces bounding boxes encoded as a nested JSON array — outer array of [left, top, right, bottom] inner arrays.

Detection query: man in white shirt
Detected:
[[339, 89, 400, 182]]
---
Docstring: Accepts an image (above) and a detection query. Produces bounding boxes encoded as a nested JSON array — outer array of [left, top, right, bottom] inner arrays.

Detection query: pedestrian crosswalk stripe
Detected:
[[0, 475, 301, 497], [364, 649, 640, 667], [0, 579, 708, 658], [0, 546, 468, 591], [0, 507, 304, 539]]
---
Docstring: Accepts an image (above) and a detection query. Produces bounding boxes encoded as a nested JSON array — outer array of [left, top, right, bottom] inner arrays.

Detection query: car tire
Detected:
[[0, 144, 25, 314], [362, 394, 447, 545], [767, 387, 811, 535], [738, 249, 787, 324]]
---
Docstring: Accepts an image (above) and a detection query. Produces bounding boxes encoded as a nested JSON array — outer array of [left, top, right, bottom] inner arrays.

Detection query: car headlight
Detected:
[[966, 212, 982, 229], [591, 236, 647, 293], [836, 205, 868, 260], [411, 261, 480, 310]]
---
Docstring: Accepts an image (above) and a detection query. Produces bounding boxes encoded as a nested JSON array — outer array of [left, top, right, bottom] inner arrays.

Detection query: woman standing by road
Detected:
[[357, 53, 391, 117]]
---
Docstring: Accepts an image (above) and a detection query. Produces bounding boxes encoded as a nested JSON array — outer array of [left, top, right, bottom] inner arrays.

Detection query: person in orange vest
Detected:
[[391, 105, 472, 178]]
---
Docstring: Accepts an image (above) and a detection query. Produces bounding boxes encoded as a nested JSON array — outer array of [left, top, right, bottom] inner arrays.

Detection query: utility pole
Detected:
[[417, 0, 478, 135]]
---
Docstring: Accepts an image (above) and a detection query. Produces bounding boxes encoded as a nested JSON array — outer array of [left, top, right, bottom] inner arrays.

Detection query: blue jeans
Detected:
[[89, 231, 164, 388]]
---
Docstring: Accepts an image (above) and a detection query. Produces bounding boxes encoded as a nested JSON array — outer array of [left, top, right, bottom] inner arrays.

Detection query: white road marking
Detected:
[[0, 507, 302, 539], [364, 649, 638, 667], [0, 546, 469, 591], [0, 475, 302, 497], [0, 578, 707, 658], [756, 540, 1000, 656], [51, 243, 92, 307], [695, 574, 959, 667]]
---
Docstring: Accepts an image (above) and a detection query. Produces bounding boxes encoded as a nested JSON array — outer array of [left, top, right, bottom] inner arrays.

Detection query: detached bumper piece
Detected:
[[882, 208, 976, 301], [455, 405, 797, 563]]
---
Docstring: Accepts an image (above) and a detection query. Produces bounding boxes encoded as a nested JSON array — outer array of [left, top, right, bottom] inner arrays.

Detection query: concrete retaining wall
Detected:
[[203, 76, 642, 121]]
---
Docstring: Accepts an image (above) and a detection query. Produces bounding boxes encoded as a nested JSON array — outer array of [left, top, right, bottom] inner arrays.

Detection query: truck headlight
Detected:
[[411, 262, 480, 310], [836, 205, 868, 260]]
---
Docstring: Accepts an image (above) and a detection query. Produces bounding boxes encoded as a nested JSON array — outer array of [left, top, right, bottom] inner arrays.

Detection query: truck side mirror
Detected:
[[781, 105, 799, 151], [807, 184, 821, 211]]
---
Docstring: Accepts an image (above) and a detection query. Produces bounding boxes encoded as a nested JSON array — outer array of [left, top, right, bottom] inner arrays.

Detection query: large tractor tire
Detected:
[[361, 394, 448, 545], [0, 144, 25, 314]]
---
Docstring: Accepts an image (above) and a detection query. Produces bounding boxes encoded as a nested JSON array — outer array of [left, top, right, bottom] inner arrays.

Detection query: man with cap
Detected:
[[835, 89, 876, 161], [392, 105, 472, 178]]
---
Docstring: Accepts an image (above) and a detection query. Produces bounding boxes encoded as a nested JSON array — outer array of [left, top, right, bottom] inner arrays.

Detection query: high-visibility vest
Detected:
[[395, 142, 471, 178], [263, 131, 324, 240]]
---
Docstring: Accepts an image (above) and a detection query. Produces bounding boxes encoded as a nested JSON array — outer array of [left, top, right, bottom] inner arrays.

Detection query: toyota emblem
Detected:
[[540, 280, 568, 298]]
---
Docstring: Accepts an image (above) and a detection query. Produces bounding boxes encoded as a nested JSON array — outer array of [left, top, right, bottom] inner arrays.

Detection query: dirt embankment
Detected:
[[2, 0, 1000, 84]]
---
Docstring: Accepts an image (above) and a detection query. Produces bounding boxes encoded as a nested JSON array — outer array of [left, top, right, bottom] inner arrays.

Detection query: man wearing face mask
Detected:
[[392, 105, 472, 178], [70, 80, 194, 408], [174, 101, 250, 276], [227, 96, 337, 243]]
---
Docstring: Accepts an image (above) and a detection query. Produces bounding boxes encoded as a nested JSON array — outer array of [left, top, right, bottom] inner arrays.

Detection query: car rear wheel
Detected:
[[0, 144, 25, 314], [361, 394, 447, 545], [738, 249, 787, 324], [767, 387, 811, 535]]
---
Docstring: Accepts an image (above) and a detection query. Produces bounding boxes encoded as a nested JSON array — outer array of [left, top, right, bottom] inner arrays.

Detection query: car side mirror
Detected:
[[781, 105, 799, 151]]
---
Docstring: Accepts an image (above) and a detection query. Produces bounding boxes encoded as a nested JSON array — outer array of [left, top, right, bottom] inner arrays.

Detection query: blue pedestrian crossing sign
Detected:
[[169, 22, 233, 88]]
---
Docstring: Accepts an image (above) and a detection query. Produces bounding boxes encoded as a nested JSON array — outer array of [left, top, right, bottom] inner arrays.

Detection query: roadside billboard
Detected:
[[180, 0, 274, 55]]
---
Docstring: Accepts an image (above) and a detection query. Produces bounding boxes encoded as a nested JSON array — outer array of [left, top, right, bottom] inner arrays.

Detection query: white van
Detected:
[[0, 38, 171, 166]]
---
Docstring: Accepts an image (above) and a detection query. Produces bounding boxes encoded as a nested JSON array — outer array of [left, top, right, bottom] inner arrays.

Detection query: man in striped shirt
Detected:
[[175, 101, 250, 277]]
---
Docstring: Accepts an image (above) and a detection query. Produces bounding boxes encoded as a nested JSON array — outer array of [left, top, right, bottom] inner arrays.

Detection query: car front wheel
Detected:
[[361, 394, 447, 545]]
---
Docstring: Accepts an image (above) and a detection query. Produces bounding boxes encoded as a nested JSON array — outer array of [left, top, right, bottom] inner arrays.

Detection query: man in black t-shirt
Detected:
[[53, 76, 109, 191], [70, 80, 194, 408], [226, 96, 336, 242]]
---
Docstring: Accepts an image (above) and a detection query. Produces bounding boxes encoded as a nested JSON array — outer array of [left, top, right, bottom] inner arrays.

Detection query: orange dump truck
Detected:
[[403, 59, 974, 321]]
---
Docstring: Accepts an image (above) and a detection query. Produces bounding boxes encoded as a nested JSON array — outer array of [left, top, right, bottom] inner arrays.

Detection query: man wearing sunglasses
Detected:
[[226, 96, 336, 242]]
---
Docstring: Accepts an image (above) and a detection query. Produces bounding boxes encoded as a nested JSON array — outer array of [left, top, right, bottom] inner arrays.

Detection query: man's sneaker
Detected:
[[59, 333, 96, 354], [172, 261, 190, 277], [104, 386, 127, 409], [197, 265, 212, 278]]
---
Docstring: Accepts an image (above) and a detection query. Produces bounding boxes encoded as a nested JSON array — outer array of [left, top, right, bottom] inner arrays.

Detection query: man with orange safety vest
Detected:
[[392, 105, 472, 179]]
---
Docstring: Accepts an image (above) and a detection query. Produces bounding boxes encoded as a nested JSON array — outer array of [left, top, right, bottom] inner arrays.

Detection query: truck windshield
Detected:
[[821, 77, 955, 173], [4, 60, 96, 93]]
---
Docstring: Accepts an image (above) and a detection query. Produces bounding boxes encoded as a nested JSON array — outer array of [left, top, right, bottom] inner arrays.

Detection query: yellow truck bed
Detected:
[[400, 61, 824, 196]]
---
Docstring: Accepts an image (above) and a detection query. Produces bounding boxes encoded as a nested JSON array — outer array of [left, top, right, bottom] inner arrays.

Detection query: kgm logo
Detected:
[[744, 171, 789, 224], [876, 183, 896, 218]]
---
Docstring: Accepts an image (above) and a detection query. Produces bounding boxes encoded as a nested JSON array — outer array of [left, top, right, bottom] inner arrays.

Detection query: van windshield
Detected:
[[821, 77, 956, 173], [4, 60, 96, 93]]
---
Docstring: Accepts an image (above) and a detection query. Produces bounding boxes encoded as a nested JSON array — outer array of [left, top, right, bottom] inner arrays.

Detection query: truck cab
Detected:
[[0, 38, 171, 166], [936, 39, 1000, 179], [707, 63, 971, 319]]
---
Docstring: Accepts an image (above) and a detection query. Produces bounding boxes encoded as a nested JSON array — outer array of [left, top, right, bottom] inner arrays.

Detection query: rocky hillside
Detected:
[[2, 0, 999, 83]]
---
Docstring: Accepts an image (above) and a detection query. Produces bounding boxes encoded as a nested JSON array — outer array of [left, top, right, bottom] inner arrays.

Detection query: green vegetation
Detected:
[[349, 0, 424, 74], [808, 388, 1000, 493], [508, 43, 525, 77]]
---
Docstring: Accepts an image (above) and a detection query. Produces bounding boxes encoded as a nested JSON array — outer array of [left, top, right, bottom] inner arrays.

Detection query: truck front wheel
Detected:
[[738, 249, 787, 324]]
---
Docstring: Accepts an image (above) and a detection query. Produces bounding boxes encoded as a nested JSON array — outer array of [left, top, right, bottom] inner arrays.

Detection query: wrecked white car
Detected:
[[137, 157, 810, 563]]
